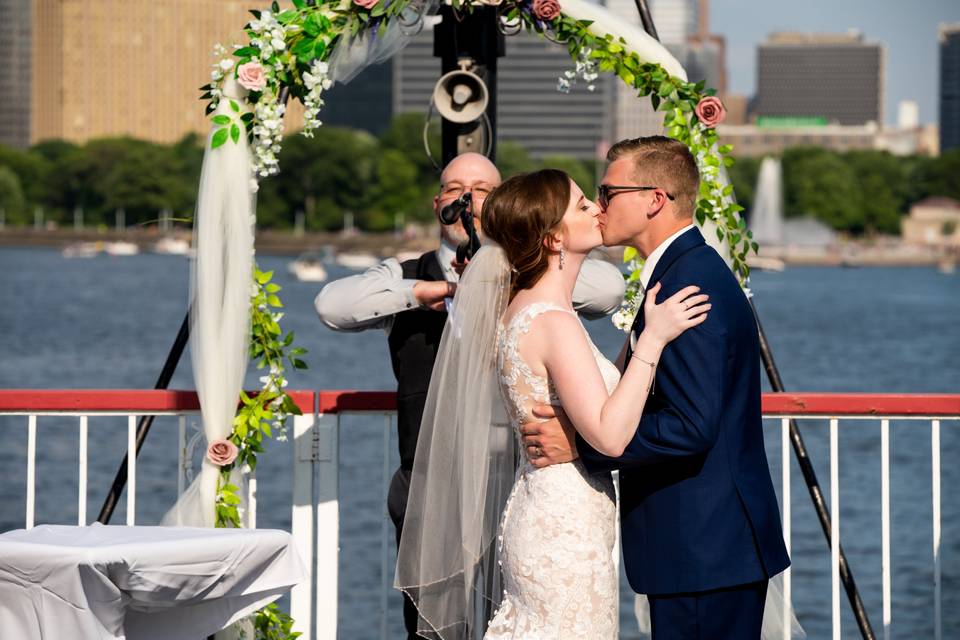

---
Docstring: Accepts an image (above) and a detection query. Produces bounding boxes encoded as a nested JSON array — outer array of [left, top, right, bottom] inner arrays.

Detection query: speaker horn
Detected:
[[432, 60, 489, 124]]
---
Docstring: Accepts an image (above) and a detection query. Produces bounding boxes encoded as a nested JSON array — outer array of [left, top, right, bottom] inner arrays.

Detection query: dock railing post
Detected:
[[291, 405, 339, 640]]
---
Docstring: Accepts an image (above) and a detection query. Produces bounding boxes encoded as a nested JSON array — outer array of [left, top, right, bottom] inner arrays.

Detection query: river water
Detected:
[[0, 247, 958, 638]]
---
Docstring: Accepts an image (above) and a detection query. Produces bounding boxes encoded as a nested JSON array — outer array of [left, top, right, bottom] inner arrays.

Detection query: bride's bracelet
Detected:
[[631, 352, 657, 394]]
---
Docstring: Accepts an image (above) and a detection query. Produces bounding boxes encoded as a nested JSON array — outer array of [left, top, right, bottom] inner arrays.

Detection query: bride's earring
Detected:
[[559, 247, 565, 270]]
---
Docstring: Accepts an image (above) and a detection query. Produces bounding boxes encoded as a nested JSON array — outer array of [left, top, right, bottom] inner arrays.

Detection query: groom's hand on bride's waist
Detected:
[[520, 405, 578, 468]]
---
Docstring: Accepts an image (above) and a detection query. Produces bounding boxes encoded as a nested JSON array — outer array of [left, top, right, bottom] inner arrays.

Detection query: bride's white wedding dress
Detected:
[[486, 302, 621, 639]]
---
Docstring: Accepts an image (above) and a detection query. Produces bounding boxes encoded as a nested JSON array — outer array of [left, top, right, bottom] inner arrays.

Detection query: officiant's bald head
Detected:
[[434, 153, 502, 244]]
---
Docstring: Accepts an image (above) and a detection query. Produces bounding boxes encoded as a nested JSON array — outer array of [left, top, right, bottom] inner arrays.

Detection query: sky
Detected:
[[708, 0, 960, 125]]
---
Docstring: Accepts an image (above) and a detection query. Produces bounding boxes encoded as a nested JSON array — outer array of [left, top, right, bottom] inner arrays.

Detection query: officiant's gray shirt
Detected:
[[315, 239, 626, 332]]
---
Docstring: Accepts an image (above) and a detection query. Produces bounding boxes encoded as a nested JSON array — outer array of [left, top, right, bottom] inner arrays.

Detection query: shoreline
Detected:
[[0, 228, 953, 268]]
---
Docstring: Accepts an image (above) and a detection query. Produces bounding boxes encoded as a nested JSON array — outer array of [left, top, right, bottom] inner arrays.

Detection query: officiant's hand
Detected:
[[520, 405, 578, 468], [414, 280, 456, 311], [451, 257, 469, 276]]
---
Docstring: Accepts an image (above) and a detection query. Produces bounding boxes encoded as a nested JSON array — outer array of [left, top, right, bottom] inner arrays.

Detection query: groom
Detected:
[[522, 136, 790, 638]]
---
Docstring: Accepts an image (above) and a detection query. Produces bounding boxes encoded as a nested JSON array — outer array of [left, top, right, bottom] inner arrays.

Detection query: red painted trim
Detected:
[[0, 390, 957, 417], [0, 390, 314, 413], [761, 393, 960, 417], [317, 391, 397, 413]]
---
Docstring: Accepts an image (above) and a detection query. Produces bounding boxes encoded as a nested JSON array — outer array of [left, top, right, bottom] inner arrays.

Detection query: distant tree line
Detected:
[[0, 113, 598, 233], [726, 146, 960, 235], [1, 114, 958, 236]]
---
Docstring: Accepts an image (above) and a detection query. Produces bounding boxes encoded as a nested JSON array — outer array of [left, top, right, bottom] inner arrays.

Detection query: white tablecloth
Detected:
[[0, 524, 306, 640]]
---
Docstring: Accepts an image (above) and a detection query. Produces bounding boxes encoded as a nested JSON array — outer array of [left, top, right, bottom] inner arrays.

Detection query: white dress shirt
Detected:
[[630, 223, 695, 349], [315, 239, 626, 333], [637, 223, 695, 293]]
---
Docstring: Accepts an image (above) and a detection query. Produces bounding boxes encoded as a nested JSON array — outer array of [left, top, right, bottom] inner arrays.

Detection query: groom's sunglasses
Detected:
[[597, 184, 675, 209]]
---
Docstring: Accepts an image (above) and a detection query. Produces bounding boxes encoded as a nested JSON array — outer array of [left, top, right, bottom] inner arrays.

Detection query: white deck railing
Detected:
[[2, 390, 958, 640]]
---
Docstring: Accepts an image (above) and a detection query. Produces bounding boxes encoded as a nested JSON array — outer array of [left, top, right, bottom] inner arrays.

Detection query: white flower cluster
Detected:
[[245, 10, 297, 188], [248, 10, 287, 60], [257, 360, 292, 442], [688, 129, 728, 223], [301, 60, 333, 137], [251, 91, 286, 185], [208, 43, 232, 108], [557, 47, 599, 94], [612, 257, 644, 332], [611, 294, 641, 332]]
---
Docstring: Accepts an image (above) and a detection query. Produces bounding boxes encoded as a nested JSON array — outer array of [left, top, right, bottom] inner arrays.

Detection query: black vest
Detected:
[[388, 251, 448, 470]]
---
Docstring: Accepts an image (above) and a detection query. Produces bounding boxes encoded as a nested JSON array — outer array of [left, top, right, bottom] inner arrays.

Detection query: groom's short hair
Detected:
[[606, 136, 699, 219]]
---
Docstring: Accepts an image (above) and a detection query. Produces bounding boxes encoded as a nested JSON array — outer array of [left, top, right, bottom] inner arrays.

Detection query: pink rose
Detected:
[[207, 439, 239, 466], [695, 96, 726, 128], [532, 0, 561, 21], [353, 0, 378, 9], [237, 62, 266, 91]]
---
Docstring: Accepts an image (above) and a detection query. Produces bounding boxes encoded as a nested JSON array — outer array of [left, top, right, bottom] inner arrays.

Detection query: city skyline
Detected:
[[5, 0, 958, 148], [712, 0, 960, 125]]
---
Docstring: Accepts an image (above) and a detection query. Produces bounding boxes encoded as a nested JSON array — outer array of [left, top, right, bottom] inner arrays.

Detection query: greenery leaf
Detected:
[[230, 123, 240, 144], [211, 128, 229, 149]]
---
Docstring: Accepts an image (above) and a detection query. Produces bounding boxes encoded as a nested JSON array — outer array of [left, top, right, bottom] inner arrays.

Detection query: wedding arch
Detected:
[[181, 0, 753, 635]]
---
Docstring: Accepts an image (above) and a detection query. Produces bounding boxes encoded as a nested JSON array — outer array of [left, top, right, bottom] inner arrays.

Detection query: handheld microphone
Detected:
[[439, 192, 472, 225]]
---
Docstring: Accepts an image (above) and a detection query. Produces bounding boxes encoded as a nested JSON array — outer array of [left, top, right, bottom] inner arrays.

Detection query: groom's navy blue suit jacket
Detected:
[[578, 227, 790, 596]]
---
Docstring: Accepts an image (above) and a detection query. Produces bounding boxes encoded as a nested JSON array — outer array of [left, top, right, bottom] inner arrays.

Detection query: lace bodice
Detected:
[[486, 302, 621, 639], [497, 302, 621, 431]]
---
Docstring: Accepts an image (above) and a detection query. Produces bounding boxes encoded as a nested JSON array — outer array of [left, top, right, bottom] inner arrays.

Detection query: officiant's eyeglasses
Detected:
[[597, 184, 675, 209]]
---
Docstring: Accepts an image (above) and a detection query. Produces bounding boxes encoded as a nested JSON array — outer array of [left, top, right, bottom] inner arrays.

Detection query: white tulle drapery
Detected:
[[161, 76, 255, 529], [395, 245, 516, 639], [559, 0, 687, 81], [327, 0, 441, 85], [633, 573, 805, 638]]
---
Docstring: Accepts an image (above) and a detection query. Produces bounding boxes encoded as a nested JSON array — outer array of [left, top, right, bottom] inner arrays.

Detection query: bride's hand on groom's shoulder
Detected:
[[520, 405, 578, 468], [642, 282, 711, 346]]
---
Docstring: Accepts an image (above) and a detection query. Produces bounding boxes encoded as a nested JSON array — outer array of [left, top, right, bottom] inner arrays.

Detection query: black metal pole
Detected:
[[628, 3, 876, 637], [96, 308, 191, 524], [433, 10, 503, 634], [434, 5, 504, 166], [752, 301, 876, 639], [633, 0, 660, 42]]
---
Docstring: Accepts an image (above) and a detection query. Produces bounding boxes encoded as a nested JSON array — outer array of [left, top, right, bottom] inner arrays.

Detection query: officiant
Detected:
[[314, 151, 625, 638]]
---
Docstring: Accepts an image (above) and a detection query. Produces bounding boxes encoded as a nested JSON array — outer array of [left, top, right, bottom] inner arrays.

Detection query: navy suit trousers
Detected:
[[648, 580, 768, 640]]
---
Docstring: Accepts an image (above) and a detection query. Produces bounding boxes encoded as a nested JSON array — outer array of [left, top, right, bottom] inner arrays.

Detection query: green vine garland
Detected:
[[212, 266, 305, 639], [518, 13, 754, 328], [202, 0, 754, 333], [201, 1, 755, 635]]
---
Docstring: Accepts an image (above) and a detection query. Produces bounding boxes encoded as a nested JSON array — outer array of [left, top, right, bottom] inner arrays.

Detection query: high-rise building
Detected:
[[28, 0, 306, 145], [605, 0, 664, 142], [649, 0, 725, 95], [940, 24, 960, 152], [753, 31, 884, 126], [392, 29, 438, 120], [650, 0, 698, 46], [587, 0, 730, 145], [497, 34, 611, 158], [0, 0, 31, 149], [321, 61, 393, 135]]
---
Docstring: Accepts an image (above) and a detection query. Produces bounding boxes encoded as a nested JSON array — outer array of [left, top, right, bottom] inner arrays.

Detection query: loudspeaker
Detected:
[[432, 65, 489, 124]]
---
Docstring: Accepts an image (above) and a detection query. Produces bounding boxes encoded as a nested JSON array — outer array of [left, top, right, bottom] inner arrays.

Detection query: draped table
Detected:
[[0, 524, 306, 640]]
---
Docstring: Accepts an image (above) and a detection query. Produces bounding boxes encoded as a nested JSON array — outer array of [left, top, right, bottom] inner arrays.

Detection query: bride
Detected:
[[395, 168, 708, 638]]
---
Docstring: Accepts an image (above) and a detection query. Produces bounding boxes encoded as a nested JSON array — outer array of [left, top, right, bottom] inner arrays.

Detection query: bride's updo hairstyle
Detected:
[[482, 168, 570, 301]]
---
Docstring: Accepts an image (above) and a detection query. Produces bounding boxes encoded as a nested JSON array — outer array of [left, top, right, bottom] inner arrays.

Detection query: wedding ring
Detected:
[[536, 446, 544, 458]]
